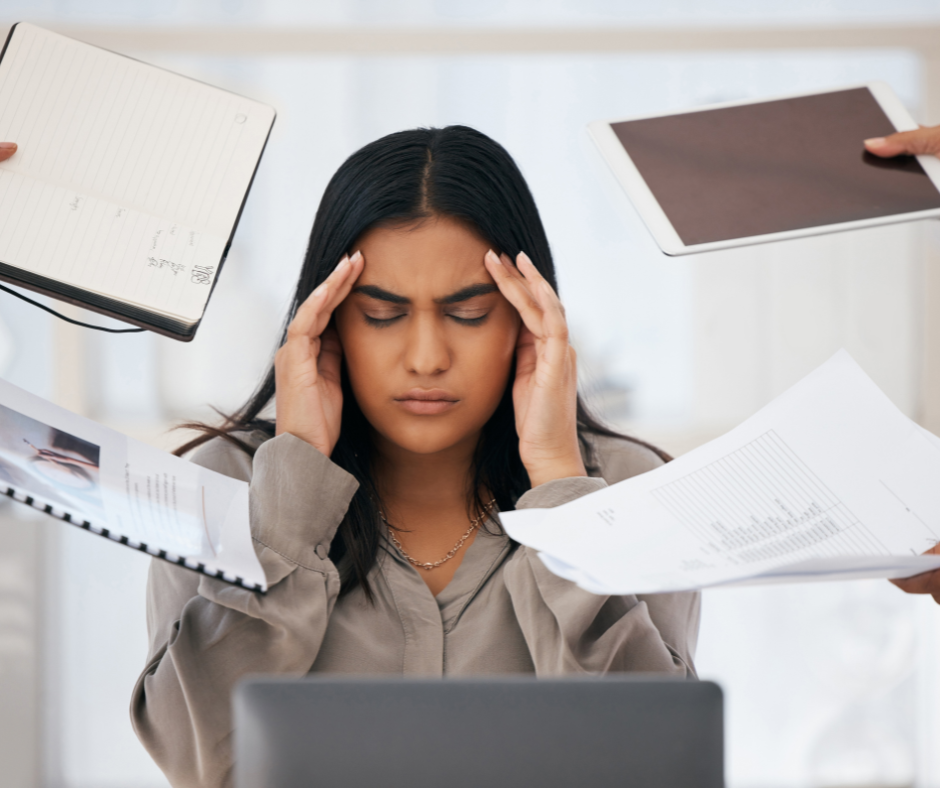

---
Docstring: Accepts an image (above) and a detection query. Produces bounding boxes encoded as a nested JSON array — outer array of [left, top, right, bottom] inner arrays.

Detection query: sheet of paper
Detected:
[[0, 375, 266, 590], [501, 351, 940, 595], [0, 23, 275, 321]]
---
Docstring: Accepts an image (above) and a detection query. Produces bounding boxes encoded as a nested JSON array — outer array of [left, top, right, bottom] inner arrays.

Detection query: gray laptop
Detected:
[[233, 676, 723, 788]]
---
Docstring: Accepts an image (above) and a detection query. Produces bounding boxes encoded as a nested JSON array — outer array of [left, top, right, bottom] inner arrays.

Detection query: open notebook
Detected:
[[0, 374, 267, 592], [0, 23, 276, 339]]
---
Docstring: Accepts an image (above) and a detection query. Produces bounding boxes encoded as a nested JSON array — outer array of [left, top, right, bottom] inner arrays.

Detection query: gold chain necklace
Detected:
[[380, 499, 497, 571]]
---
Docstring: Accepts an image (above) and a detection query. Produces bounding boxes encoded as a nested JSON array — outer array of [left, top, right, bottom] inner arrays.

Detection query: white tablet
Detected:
[[588, 82, 940, 256]]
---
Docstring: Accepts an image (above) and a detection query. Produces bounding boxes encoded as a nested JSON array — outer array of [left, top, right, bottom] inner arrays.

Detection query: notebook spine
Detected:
[[2, 486, 265, 593]]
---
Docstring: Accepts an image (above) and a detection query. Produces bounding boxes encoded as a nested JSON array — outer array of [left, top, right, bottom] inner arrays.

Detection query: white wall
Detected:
[[692, 222, 922, 429]]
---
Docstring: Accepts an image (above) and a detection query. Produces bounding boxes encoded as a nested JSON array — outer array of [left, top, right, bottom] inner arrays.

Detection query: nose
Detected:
[[403, 312, 451, 376]]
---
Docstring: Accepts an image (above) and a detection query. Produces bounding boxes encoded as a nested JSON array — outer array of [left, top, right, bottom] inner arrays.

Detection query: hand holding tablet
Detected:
[[866, 124, 940, 159], [589, 82, 940, 255]]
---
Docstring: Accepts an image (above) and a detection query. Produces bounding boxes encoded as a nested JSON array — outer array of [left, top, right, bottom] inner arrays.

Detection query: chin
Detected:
[[378, 418, 478, 456]]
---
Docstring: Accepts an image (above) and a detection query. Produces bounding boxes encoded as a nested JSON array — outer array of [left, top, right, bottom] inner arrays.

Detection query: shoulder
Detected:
[[582, 431, 666, 486], [186, 430, 272, 483]]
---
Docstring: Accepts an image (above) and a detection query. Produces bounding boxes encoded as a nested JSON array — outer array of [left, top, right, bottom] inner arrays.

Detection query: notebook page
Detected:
[[0, 23, 274, 321]]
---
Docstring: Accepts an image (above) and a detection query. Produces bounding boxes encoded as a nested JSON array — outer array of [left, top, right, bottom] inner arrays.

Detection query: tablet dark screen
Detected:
[[610, 87, 940, 246]]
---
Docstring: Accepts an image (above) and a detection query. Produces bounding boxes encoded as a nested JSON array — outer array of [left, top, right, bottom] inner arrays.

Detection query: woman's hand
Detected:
[[485, 249, 587, 488], [890, 543, 940, 604], [0, 142, 17, 162], [275, 251, 364, 456], [865, 125, 940, 158]]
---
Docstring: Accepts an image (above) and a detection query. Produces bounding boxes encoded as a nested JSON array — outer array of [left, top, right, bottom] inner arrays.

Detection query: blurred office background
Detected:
[[1, 1, 940, 786]]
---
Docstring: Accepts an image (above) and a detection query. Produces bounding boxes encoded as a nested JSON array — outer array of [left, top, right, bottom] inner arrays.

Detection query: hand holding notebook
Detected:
[[0, 23, 275, 339]]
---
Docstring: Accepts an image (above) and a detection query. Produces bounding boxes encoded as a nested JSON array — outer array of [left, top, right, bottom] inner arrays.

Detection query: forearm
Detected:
[[504, 475, 698, 677], [131, 433, 359, 788], [132, 562, 339, 788], [506, 548, 696, 675]]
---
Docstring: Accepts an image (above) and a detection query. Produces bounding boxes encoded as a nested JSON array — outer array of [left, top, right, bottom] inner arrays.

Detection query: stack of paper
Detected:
[[501, 351, 940, 595]]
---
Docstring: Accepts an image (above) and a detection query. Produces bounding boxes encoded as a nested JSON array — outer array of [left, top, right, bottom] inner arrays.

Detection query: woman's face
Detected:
[[334, 215, 521, 457]]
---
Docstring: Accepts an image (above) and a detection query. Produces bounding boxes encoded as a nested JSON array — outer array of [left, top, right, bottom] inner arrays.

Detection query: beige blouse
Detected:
[[131, 431, 701, 788]]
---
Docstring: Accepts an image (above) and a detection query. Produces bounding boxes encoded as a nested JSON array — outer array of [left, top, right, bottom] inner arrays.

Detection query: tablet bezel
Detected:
[[588, 81, 940, 256]]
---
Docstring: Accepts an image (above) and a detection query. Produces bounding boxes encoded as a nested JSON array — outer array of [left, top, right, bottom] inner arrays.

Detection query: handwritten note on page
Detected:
[[0, 23, 275, 322], [501, 351, 940, 595]]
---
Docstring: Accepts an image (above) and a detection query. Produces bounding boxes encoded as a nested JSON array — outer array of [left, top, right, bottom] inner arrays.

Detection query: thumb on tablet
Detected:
[[0, 142, 16, 162], [865, 126, 940, 158]]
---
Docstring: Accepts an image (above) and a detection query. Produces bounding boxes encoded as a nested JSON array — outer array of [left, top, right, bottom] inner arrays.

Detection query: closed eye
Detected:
[[364, 312, 489, 327], [448, 313, 488, 326], [364, 314, 405, 327]]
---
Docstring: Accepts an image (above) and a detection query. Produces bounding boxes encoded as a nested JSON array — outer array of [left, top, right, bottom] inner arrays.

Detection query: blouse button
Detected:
[[315, 544, 328, 560]]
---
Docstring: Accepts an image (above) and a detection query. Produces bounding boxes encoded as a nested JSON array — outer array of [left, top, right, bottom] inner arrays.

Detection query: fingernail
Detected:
[[350, 250, 362, 263], [486, 249, 501, 264], [337, 255, 350, 270], [865, 137, 886, 146], [0, 142, 16, 152]]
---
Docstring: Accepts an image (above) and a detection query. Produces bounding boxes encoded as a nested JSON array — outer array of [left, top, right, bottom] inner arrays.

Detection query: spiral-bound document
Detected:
[[0, 22, 276, 339], [0, 375, 266, 592]]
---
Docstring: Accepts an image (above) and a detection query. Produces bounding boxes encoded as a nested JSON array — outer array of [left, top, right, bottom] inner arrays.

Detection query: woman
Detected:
[[129, 126, 700, 788]]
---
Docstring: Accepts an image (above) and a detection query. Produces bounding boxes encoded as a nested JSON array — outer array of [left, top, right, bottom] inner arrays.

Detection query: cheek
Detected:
[[334, 309, 389, 399], [459, 317, 519, 408]]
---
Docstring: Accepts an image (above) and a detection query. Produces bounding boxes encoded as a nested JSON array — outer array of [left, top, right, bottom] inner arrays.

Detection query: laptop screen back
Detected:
[[234, 676, 723, 788]]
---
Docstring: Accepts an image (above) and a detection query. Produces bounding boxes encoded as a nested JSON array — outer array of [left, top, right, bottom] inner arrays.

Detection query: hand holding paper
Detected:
[[891, 541, 940, 603], [500, 351, 940, 596]]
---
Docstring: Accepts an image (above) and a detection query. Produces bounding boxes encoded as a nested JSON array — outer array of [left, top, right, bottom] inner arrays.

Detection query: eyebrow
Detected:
[[353, 283, 498, 305]]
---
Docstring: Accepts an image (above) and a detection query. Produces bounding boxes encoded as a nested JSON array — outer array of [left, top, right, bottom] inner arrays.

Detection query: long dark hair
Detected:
[[176, 125, 668, 599]]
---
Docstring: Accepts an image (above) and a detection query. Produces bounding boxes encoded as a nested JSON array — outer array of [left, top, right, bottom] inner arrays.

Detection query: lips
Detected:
[[394, 388, 459, 415]]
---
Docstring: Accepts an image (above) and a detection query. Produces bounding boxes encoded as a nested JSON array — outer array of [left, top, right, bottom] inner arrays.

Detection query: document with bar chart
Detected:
[[501, 351, 940, 594]]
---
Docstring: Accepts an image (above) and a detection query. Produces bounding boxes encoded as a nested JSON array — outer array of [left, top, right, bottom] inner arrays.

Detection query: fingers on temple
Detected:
[[517, 252, 568, 343], [486, 250, 544, 334], [319, 250, 363, 328], [485, 250, 572, 369], [288, 285, 330, 340], [289, 251, 363, 340]]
